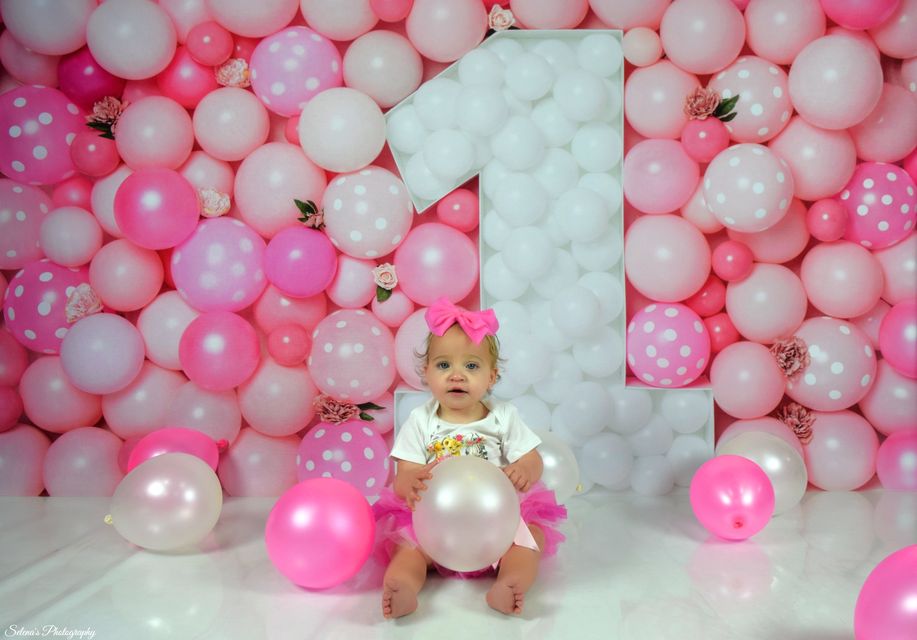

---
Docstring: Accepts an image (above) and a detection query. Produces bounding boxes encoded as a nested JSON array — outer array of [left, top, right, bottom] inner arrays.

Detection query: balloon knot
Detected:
[[104, 514, 113, 526], [216, 439, 229, 453]]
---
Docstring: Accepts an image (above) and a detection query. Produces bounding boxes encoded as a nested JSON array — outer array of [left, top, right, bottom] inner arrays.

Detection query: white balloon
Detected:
[[577, 33, 623, 78], [490, 116, 545, 171], [491, 300, 530, 336], [550, 407, 589, 447], [501, 335, 553, 386], [571, 123, 623, 173], [572, 326, 625, 378], [578, 272, 625, 323], [481, 158, 510, 199], [602, 78, 624, 121], [574, 446, 595, 494], [554, 187, 610, 243], [531, 98, 578, 147], [607, 387, 653, 435], [482, 209, 512, 251], [423, 129, 474, 181], [513, 395, 551, 431], [492, 172, 548, 226], [531, 39, 576, 74], [403, 153, 450, 201], [502, 226, 555, 279], [630, 455, 675, 496], [532, 148, 580, 197], [413, 77, 461, 130], [486, 37, 525, 64], [533, 352, 582, 403], [532, 250, 580, 299], [571, 227, 624, 271], [580, 432, 633, 488], [553, 69, 607, 122], [386, 105, 427, 154], [539, 210, 572, 248], [557, 381, 613, 438], [660, 391, 711, 435], [534, 430, 580, 503], [505, 52, 555, 101], [482, 253, 528, 301], [550, 285, 600, 338], [472, 136, 493, 169], [491, 372, 529, 399], [456, 85, 509, 137], [530, 302, 574, 353], [458, 47, 504, 86], [579, 172, 623, 209], [666, 434, 711, 487], [502, 88, 533, 116], [627, 415, 675, 457]]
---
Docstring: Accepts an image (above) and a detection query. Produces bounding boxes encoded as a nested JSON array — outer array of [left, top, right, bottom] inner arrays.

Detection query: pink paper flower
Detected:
[[489, 5, 515, 31], [86, 96, 128, 138], [199, 188, 230, 218], [215, 58, 251, 88], [314, 394, 360, 425], [65, 283, 103, 323], [776, 402, 815, 445], [769, 337, 811, 380], [372, 263, 398, 290], [684, 87, 721, 120]]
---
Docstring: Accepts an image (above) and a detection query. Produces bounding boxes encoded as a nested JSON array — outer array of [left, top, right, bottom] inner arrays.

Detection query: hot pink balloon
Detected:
[[711, 341, 786, 418], [626, 303, 711, 388], [155, 46, 219, 109], [725, 264, 808, 343], [238, 360, 318, 436], [681, 118, 730, 164], [60, 313, 145, 395], [707, 56, 792, 143], [3, 260, 90, 354], [69, 131, 120, 178], [405, 0, 487, 63], [879, 299, 917, 378], [804, 410, 879, 491], [52, 176, 94, 211], [89, 239, 163, 312], [839, 162, 916, 250], [115, 96, 194, 170], [806, 199, 849, 242], [0, 387, 23, 433], [179, 312, 260, 392], [265, 477, 375, 588], [624, 60, 700, 139], [874, 233, 917, 306], [690, 455, 775, 540], [101, 361, 187, 439], [876, 430, 917, 491], [707, 308, 740, 354], [0, 424, 50, 495], [263, 226, 337, 299], [42, 426, 123, 497], [711, 240, 754, 282], [19, 356, 102, 434], [624, 214, 711, 302], [114, 168, 201, 250], [821, 0, 901, 29], [218, 427, 299, 496], [297, 420, 391, 496], [624, 139, 699, 214], [185, 21, 234, 67], [684, 274, 726, 318], [267, 324, 311, 367], [127, 427, 221, 473], [801, 241, 885, 318], [0, 330, 29, 387], [0, 180, 52, 270], [849, 83, 917, 163], [393, 223, 479, 306], [0, 85, 82, 185], [252, 285, 327, 335], [308, 309, 396, 402], [768, 116, 857, 202], [436, 187, 479, 232], [855, 545, 917, 640], [660, 0, 745, 75]]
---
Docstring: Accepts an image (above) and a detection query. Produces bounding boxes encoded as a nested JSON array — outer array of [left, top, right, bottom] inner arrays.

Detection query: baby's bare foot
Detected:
[[486, 581, 525, 616], [382, 578, 418, 619]]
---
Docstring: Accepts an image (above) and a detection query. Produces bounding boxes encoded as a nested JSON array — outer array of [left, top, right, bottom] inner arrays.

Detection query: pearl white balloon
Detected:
[[533, 352, 582, 403], [630, 455, 675, 496], [571, 227, 623, 271], [492, 172, 548, 226], [423, 129, 474, 181], [458, 47, 505, 86], [627, 415, 675, 457], [482, 253, 528, 300], [578, 272, 625, 323], [550, 285, 601, 338], [716, 431, 808, 515], [580, 432, 633, 488], [456, 85, 509, 137], [413, 78, 461, 130], [531, 98, 578, 147], [533, 250, 580, 299], [532, 148, 580, 197], [553, 69, 607, 122], [666, 434, 711, 487], [572, 326, 625, 378], [659, 391, 711, 434], [577, 33, 623, 78], [607, 387, 653, 435], [505, 52, 555, 101], [571, 123, 623, 173], [386, 105, 428, 154], [534, 430, 580, 503], [491, 116, 545, 171], [554, 187, 610, 243], [502, 226, 555, 279]]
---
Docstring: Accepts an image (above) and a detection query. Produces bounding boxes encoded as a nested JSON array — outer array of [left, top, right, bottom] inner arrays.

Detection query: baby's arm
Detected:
[[393, 459, 439, 511], [503, 449, 543, 493]]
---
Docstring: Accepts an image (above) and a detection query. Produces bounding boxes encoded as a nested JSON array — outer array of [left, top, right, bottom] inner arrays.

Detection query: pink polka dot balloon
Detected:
[[249, 26, 343, 118], [839, 162, 917, 249], [703, 143, 795, 232], [0, 180, 52, 270], [308, 309, 396, 402], [626, 303, 712, 388], [171, 218, 268, 312], [786, 317, 878, 411], [321, 166, 414, 259], [2, 259, 90, 354], [707, 56, 792, 143], [0, 86, 83, 185], [297, 420, 391, 496]]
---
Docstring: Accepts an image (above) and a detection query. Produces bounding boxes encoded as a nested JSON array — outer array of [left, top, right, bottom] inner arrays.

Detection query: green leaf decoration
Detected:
[[358, 402, 385, 411], [358, 412, 375, 422], [376, 285, 392, 303], [86, 121, 114, 139], [294, 199, 318, 216], [719, 112, 738, 123], [714, 94, 739, 117]]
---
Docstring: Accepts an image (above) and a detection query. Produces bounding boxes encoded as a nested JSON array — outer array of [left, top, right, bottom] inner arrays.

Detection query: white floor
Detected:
[[1, 489, 914, 640]]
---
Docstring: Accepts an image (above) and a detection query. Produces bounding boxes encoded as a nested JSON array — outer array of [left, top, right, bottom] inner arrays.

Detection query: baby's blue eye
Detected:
[[436, 361, 449, 370], [466, 362, 479, 370]]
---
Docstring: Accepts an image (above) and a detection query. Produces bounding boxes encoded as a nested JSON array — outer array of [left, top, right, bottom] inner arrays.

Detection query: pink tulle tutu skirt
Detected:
[[372, 482, 567, 578]]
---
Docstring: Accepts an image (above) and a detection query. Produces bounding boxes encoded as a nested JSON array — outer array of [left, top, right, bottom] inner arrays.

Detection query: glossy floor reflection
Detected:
[[1, 489, 914, 640]]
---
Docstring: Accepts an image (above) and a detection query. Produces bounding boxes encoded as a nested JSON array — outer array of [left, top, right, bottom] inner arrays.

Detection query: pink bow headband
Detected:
[[424, 298, 500, 344]]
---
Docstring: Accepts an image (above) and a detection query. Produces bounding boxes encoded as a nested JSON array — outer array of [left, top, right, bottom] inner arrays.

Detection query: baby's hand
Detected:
[[404, 460, 439, 511], [503, 461, 533, 493]]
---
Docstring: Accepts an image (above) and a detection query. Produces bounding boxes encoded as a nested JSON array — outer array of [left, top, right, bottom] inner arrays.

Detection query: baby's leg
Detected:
[[382, 544, 432, 619], [486, 524, 546, 616]]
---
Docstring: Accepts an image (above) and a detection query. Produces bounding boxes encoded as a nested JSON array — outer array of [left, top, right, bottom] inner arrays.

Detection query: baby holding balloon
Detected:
[[374, 298, 567, 618]]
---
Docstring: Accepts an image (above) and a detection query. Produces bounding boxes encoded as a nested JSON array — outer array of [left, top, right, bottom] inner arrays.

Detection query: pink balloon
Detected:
[[879, 299, 917, 378], [821, 0, 901, 29], [0, 387, 23, 433], [263, 226, 337, 299], [371, 0, 414, 21], [0, 31, 59, 87], [115, 96, 194, 170], [238, 360, 318, 436], [804, 410, 879, 490], [179, 312, 260, 391], [589, 0, 670, 29], [806, 199, 849, 242], [707, 56, 792, 143], [102, 362, 187, 440], [192, 88, 270, 162], [711, 341, 786, 418], [839, 162, 917, 250], [680, 118, 730, 164], [768, 116, 857, 201], [114, 168, 201, 250], [406, 0, 487, 63], [69, 131, 120, 178], [155, 46, 219, 109], [265, 477, 375, 587], [680, 180, 725, 234], [789, 35, 884, 130], [869, 0, 917, 58], [42, 427, 123, 496], [876, 430, 917, 490], [706, 310, 740, 353], [371, 290, 416, 328], [787, 317, 878, 410], [165, 381, 241, 444], [343, 30, 422, 109], [851, 299, 891, 348], [267, 324, 311, 367], [185, 21, 234, 67], [660, 0, 745, 75], [873, 232, 917, 305], [206, 0, 299, 38], [728, 199, 809, 265], [849, 83, 917, 163], [158, 0, 213, 43], [0, 0, 93, 56], [624, 61, 700, 139], [624, 214, 711, 302], [90, 239, 163, 312], [0, 85, 82, 185], [85, 0, 177, 80], [252, 285, 327, 335], [436, 187, 479, 232], [18, 356, 102, 433], [393, 308, 427, 390], [298, 419, 390, 495], [120, 78, 164, 104], [711, 240, 754, 282], [509, 0, 589, 28], [137, 291, 200, 371], [626, 302, 711, 388], [51, 176, 94, 211], [0, 424, 50, 495], [624, 139, 699, 214], [801, 241, 885, 318], [326, 256, 376, 309], [690, 455, 775, 540], [60, 313, 145, 395], [684, 274, 726, 318], [717, 416, 805, 459], [308, 309, 396, 402], [725, 264, 808, 343], [393, 223, 478, 306], [0, 180, 52, 270], [0, 330, 29, 387], [4, 260, 90, 354], [127, 427, 220, 474], [171, 217, 268, 312], [855, 545, 917, 640], [179, 150, 235, 197], [218, 427, 299, 496], [90, 165, 131, 238], [622, 26, 664, 68], [297, 87, 386, 173], [299, 0, 378, 41], [366, 390, 395, 435]]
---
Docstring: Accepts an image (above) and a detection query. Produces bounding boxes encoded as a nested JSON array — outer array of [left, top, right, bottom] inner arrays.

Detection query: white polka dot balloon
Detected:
[[626, 303, 711, 388], [786, 317, 877, 411], [839, 162, 917, 249], [320, 166, 414, 259], [703, 143, 795, 232], [0, 179, 52, 270], [707, 56, 792, 143], [296, 420, 391, 497], [308, 309, 396, 402]]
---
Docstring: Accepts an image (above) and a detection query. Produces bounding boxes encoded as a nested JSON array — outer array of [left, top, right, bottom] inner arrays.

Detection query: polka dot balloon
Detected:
[[171, 218, 268, 312], [703, 143, 795, 233], [0, 180, 52, 270], [249, 26, 343, 118], [786, 316, 877, 412], [308, 309, 396, 402], [296, 419, 390, 497], [627, 303, 711, 388], [2, 259, 90, 354], [0, 86, 83, 185], [707, 56, 792, 143], [839, 162, 916, 249], [321, 166, 414, 259]]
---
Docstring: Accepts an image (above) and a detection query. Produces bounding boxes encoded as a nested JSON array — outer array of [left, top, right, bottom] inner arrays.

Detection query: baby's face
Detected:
[[425, 325, 497, 417]]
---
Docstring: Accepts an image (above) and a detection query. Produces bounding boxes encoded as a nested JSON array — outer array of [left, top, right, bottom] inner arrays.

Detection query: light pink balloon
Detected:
[[253, 285, 327, 335], [849, 83, 917, 163], [0, 424, 50, 495], [366, 390, 395, 434], [869, 0, 917, 59], [623, 139, 699, 214], [873, 232, 917, 305], [137, 291, 201, 371], [821, 0, 901, 29], [393, 222, 479, 306], [159, 0, 213, 43], [297, 87, 386, 173], [372, 290, 415, 328], [300, 0, 378, 41], [218, 427, 300, 496], [42, 427, 123, 496], [0, 30, 59, 86], [126, 426, 221, 474], [725, 264, 808, 343], [804, 410, 879, 491], [155, 46, 219, 109], [165, 380, 241, 444], [19, 356, 102, 433], [589, 0, 670, 29], [179, 151, 235, 197], [860, 359, 917, 435], [115, 96, 194, 170], [716, 416, 805, 459], [744, 0, 826, 65], [297, 420, 390, 496], [707, 56, 792, 143], [660, 0, 744, 75], [622, 27, 663, 67], [86, 0, 177, 80], [876, 431, 917, 490], [179, 312, 260, 391], [406, 0, 487, 63], [206, 0, 299, 38], [343, 30, 422, 109], [192, 88, 270, 162], [711, 341, 786, 418], [839, 162, 917, 250], [308, 309, 396, 402], [89, 164, 131, 238], [768, 117, 857, 201], [727, 199, 809, 264], [238, 360, 318, 437], [263, 226, 337, 299], [680, 181, 724, 234], [89, 239, 163, 312], [624, 214, 711, 302], [624, 60, 700, 139], [787, 316, 878, 410], [102, 362, 188, 440], [326, 256, 377, 309], [626, 302, 711, 388], [0, 180, 51, 270], [879, 299, 917, 378], [1, 1, 92, 55], [60, 313, 145, 395], [851, 299, 891, 348], [0, 330, 29, 388], [801, 241, 885, 318], [509, 0, 589, 28], [394, 307, 427, 389], [789, 35, 884, 130]]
